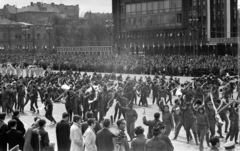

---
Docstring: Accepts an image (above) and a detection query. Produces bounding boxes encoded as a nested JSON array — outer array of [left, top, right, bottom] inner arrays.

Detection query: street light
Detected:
[[105, 20, 114, 53], [22, 25, 29, 54], [189, 11, 199, 55], [45, 24, 53, 54]]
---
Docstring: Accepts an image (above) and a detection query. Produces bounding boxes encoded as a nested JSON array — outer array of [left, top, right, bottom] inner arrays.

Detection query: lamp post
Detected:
[[45, 24, 53, 54], [22, 25, 29, 54], [105, 20, 114, 54], [189, 11, 199, 55], [8, 21, 13, 52]]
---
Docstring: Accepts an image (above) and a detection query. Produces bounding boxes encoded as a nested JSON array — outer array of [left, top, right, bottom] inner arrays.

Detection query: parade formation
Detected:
[[0, 58, 239, 151]]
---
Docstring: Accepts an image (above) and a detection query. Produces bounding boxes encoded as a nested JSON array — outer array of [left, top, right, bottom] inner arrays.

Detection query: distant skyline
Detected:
[[0, 0, 112, 16]]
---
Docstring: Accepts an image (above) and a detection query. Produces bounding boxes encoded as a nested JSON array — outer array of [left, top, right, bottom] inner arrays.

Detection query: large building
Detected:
[[112, 0, 238, 55], [0, 2, 80, 53], [2, 2, 79, 25]]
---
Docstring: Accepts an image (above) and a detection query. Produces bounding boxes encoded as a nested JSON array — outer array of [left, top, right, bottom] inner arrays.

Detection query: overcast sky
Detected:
[[0, 0, 112, 16]]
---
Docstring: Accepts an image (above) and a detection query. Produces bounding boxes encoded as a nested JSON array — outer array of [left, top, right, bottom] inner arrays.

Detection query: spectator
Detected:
[[143, 112, 162, 139], [96, 119, 114, 151], [23, 117, 41, 151], [209, 136, 220, 151], [83, 118, 97, 151], [158, 122, 174, 151], [8, 110, 26, 136], [145, 125, 167, 151], [113, 119, 129, 151], [82, 112, 101, 135], [118, 102, 138, 141], [6, 119, 24, 150], [70, 115, 83, 151], [56, 112, 71, 151], [0, 112, 7, 151], [31, 119, 50, 151], [131, 126, 147, 151]]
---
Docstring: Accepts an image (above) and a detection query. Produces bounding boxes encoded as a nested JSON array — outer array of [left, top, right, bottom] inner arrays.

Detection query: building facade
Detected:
[[112, 0, 238, 55], [0, 17, 55, 53]]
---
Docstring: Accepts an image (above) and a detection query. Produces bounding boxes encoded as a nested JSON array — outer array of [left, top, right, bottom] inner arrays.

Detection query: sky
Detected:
[[0, 0, 112, 16]]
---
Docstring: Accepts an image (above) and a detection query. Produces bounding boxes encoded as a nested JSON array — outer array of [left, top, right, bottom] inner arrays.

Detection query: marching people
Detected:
[[118, 101, 138, 141], [56, 112, 71, 151], [44, 93, 57, 125], [17, 84, 26, 112], [160, 104, 174, 137], [30, 85, 39, 114]]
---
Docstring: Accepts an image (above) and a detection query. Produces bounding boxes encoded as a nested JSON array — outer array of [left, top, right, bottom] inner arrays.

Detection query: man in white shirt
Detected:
[[83, 118, 97, 151]]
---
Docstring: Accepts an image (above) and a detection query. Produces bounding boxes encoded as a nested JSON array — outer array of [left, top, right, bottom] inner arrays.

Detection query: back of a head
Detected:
[[134, 126, 144, 136], [62, 112, 70, 119], [209, 136, 220, 147], [87, 118, 95, 126], [154, 112, 160, 119], [73, 115, 81, 123], [102, 119, 110, 128], [0, 112, 6, 120], [13, 110, 20, 117], [38, 119, 46, 127], [8, 119, 17, 128], [34, 116, 41, 122], [86, 112, 93, 119], [116, 119, 124, 127]]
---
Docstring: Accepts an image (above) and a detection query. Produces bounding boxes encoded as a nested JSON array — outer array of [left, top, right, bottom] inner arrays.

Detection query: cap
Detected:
[[223, 141, 235, 150]]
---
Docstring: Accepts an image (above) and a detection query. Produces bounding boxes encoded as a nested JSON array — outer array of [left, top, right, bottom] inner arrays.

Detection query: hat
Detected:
[[152, 125, 161, 134], [223, 141, 235, 150]]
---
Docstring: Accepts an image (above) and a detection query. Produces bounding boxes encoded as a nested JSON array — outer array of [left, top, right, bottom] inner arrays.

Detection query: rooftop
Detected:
[[0, 17, 20, 25]]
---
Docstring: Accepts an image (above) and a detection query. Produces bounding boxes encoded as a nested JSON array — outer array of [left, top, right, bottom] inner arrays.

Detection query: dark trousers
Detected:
[[139, 95, 148, 106], [219, 113, 229, 132], [206, 122, 215, 146], [45, 106, 56, 123], [17, 97, 25, 112], [30, 98, 39, 112], [226, 121, 239, 142], [126, 121, 135, 140], [184, 120, 198, 143], [174, 116, 180, 134], [197, 125, 208, 151], [152, 92, 157, 104], [2, 101, 13, 113]]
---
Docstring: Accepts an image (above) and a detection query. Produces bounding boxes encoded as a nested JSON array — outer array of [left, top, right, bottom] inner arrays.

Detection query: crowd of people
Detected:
[[0, 53, 237, 76], [0, 52, 239, 151]]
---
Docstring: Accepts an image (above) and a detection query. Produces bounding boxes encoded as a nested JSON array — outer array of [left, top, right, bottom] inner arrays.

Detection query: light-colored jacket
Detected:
[[70, 123, 84, 151], [83, 127, 97, 151]]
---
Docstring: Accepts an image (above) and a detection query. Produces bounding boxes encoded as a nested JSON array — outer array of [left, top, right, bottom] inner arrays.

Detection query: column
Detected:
[[225, 0, 231, 38], [207, 0, 211, 39]]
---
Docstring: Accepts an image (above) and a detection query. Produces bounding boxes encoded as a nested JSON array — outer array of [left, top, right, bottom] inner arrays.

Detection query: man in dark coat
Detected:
[[143, 112, 161, 139], [158, 122, 174, 151], [31, 119, 50, 151], [56, 112, 71, 151], [6, 119, 24, 151], [0, 112, 7, 151], [8, 110, 26, 136], [96, 119, 114, 151]]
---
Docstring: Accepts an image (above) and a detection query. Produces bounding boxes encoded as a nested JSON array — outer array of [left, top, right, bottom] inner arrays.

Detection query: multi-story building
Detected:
[[0, 17, 55, 52], [112, 0, 238, 55], [0, 2, 80, 53]]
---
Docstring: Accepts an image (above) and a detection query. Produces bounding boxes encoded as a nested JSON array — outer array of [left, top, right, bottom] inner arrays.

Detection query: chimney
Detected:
[[31, 2, 33, 6]]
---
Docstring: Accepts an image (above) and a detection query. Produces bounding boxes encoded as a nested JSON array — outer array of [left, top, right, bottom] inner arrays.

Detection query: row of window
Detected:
[[125, 14, 182, 29], [0, 33, 48, 40], [126, 0, 182, 15]]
